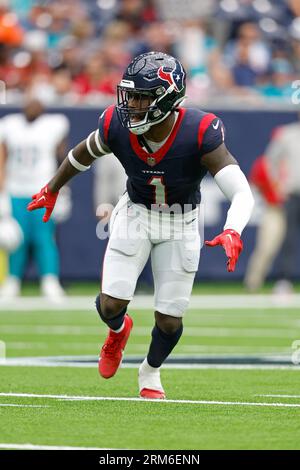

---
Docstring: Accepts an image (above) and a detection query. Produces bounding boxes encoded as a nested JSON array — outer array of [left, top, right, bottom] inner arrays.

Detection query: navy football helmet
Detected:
[[116, 51, 186, 135]]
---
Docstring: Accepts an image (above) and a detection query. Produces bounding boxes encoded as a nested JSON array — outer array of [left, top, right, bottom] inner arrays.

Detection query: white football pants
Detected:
[[101, 194, 201, 317]]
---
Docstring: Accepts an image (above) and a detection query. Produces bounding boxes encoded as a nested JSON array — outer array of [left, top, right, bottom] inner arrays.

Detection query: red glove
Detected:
[[205, 229, 243, 273], [27, 185, 59, 223]]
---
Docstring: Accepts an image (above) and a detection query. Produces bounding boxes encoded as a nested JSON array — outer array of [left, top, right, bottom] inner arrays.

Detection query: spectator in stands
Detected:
[[225, 22, 270, 89], [175, 20, 218, 78], [116, 0, 157, 32], [140, 21, 176, 57], [73, 52, 116, 99], [257, 58, 294, 99], [0, 1, 24, 46], [244, 154, 286, 292], [57, 36, 84, 78], [101, 20, 132, 73], [289, 20, 300, 73], [29, 66, 77, 105]]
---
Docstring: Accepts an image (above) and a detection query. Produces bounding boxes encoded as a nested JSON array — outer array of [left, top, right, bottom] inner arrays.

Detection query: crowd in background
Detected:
[[1, 0, 300, 106]]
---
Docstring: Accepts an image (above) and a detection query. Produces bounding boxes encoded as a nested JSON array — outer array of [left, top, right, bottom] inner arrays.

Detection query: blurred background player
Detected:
[[244, 154, 286, 292], [0, 191, 23, 263], [93, 153, 126, 224], [0, 98, 70, 301], [264, 117, 300, 294]]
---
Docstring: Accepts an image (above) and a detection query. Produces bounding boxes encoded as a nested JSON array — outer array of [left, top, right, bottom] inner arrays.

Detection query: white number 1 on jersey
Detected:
[[148, 176, 166, 205]]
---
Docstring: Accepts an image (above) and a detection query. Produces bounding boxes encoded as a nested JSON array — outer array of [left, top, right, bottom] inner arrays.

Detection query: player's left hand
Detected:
[[205, 229, 243, 272], [27, 184, 59, 223]]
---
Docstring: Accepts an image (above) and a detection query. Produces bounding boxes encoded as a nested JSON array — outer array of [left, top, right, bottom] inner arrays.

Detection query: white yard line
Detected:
[[1, 294, 300, 311], [1, 325, 299, 338], [258, 394, 300, 398], [0, 392, 300, 408], [3, 343, 293, 353], [0, 404, 48, 408], [0, 443, 114, 450]]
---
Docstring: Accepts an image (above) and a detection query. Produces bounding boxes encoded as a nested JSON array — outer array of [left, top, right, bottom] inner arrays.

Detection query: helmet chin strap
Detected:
[[129, 110, 171, 135], [129, 123, 152, 135]]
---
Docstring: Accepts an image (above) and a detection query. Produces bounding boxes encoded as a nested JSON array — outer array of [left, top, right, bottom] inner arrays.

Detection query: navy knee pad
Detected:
[[95, 294, 127, 331]]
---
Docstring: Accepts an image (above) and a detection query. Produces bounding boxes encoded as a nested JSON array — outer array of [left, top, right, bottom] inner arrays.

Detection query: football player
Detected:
[[28, 52, 254, 398], [0, 99, 70, 300]]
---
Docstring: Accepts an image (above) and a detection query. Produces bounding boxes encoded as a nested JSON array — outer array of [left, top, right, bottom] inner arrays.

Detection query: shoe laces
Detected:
[[101, 333, 122, 358]]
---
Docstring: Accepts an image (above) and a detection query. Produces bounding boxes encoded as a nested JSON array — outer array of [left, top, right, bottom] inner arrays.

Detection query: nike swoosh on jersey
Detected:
[[212, 120, 220, 130], [185, 218, 196, 225]]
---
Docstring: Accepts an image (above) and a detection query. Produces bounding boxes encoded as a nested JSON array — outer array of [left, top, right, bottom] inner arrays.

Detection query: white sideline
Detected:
[[1, 294, 300, 311], [1, 353, 300, 370], [1, 392, 300, 408], [0, 443, 114, 450]]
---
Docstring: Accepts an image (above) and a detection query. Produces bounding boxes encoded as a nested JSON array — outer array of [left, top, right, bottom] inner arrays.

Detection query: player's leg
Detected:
[[1, 197, 28, 298], [97, 196, 152, 378], [31, 208, 64, 301], [278, 195, 299, 285], [274, 195, 300, 295], [244, 205, 286, 291], [139, 232, 200, 399]]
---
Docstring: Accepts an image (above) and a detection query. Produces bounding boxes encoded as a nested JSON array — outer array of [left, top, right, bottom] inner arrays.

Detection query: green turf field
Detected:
[[1, 290, 300, 450]]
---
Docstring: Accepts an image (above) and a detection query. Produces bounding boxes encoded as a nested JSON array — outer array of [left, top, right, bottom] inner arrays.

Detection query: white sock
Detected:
[[139, 358, 164, 393], [140, 357, 160, 372]]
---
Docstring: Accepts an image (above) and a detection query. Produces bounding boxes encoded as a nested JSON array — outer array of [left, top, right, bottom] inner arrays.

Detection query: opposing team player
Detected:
[[28, 53, 254, 398], [0, 99, 70, 300]]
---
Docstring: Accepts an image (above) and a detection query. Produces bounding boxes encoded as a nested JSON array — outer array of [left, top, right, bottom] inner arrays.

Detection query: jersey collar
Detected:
[[129, 107, 186, 166]]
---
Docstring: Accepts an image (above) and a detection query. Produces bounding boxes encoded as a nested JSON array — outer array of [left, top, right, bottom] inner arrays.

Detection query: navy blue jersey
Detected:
[[98, 106, 225, 210]]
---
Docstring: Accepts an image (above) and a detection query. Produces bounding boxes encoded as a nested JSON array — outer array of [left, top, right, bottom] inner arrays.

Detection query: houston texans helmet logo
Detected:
[[157, 63, 185, 92]]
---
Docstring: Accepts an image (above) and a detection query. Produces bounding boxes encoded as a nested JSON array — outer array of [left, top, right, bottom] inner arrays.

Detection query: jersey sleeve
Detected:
[[198, 114, 225, 155], [98, 105, 115, 153]]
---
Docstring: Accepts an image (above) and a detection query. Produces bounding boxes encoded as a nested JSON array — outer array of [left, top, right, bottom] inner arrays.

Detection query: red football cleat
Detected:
[[140, 388, 166, 400], [98, 314, 133, 379]]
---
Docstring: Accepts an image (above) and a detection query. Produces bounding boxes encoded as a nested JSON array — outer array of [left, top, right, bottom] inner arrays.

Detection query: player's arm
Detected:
[[201, 131, 254, 272], [27, 130, 111, 222], [49, 130, 110, 192]]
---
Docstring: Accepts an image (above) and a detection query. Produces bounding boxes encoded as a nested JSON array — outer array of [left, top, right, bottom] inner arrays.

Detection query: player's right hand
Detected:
[[205, 229, 243, 273], [27, 184, 59, 223]]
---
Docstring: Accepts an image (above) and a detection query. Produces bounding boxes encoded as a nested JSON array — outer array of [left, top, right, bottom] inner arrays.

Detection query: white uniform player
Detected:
[[0, 100, 70, 300], [93, 153, 127, 223]]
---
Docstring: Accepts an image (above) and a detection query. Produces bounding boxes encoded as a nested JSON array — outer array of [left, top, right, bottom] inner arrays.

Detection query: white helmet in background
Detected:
[[0, 192, 23, 252], [0, 217, 23, 253]]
